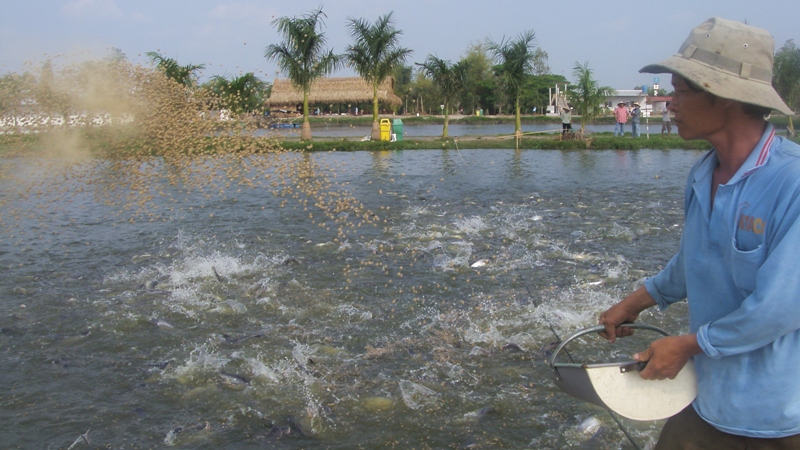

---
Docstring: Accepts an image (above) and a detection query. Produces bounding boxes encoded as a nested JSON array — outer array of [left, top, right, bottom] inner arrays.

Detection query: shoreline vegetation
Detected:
[[1, 115, 797, 154], [279, 133, 713, 151], [299, 112, 797, 128]]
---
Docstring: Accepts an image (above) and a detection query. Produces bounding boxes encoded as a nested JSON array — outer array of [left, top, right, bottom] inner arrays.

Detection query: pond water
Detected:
[[1, 148, 702, 449]]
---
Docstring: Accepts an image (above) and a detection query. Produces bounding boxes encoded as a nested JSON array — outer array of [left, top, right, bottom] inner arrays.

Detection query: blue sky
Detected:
[[1, 0, 796, 90]]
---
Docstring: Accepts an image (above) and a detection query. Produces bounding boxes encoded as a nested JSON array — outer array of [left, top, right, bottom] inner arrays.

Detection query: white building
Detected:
[[605, 89, 648, 109]]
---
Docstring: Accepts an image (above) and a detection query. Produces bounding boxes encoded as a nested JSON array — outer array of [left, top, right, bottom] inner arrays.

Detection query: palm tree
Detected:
[[208, 73, 269, 115], [417, 56, 467, 138], [265, 7, 341, 141], [146, 52, 205, 88], [568, 61, 615, 133], [345, 12, 412, 140], [0, 72, 36, 128], [486, 30, 538, 137], [773, 40, 800, 137]]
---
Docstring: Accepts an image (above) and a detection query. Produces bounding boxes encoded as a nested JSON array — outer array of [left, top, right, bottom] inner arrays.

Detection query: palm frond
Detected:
[[344, 12, 411, 121]]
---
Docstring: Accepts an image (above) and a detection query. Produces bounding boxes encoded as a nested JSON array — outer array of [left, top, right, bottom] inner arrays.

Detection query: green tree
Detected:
[[487, 30, 539, 135], [568, 61, 615, 133], [409, 71, 436, 115], [417, 56, 467, 137], [146, 52, 205, 88], [392, 65, 413, 114], [0, 72, 36, 128], [773, 39, 800, 114], [345, 12, 412, 139], [105, 47, 127, 64], [531, 48, 550, 76], [459, 43, 495, 115], [208, 73, 269, 115], [520, 73, 569, 115], [265, 6, 341, 141]]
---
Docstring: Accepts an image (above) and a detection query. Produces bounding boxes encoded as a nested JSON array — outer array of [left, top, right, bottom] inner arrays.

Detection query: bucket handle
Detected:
[[548, 323, 670, 369]]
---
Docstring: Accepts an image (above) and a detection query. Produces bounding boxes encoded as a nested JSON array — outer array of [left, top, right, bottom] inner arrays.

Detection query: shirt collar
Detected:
[[737, 123, 776, 181], [691, 123, 777, 188]]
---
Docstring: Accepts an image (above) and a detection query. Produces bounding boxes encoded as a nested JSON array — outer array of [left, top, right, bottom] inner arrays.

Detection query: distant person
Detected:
[[599, 17, 800, 449], [631, 102, 641, 137], [614, 102, 629, 136], [560, 106, 572, 135], [661, 105, 672, 135]]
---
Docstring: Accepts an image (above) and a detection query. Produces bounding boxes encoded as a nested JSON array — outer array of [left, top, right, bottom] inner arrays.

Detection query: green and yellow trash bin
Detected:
[[379, 118, 392, 141], [392, 119, 403, 141]]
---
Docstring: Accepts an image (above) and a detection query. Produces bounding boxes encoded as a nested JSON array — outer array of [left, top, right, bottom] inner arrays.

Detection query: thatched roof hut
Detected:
[[267, 77, 402, 110]]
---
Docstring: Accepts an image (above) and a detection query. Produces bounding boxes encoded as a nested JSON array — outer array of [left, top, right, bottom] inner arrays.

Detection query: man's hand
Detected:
[[598, 286, 657, 343], [598, 304, 640, 343], [634, 334, 702, 380]]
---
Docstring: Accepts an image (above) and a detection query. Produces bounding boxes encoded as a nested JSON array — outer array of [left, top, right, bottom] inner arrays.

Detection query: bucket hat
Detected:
[[640, 17, 793, 115]]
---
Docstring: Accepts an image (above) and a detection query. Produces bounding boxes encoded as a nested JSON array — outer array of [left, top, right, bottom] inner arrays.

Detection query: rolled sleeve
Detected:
[[645, 251, 687, 311]]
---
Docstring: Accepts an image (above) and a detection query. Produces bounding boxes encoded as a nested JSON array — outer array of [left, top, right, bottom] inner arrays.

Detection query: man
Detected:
[[560, 106, 572, 135], [614, 101, 629, 136], [661, 105, 672, 135], [599, 17, 798, 449], [631, 102, 641, 137]]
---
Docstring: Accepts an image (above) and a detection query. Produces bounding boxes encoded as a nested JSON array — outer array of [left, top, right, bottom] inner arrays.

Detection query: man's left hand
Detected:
[[634, 334, 702, 380]]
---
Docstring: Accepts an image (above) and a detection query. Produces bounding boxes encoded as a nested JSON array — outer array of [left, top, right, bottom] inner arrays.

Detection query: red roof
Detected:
[[648, 96, 673, 102]]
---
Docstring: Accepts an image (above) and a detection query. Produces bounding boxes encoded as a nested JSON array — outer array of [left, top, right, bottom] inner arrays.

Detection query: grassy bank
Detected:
[[4, 129, 799, 155], [303, 114, 595, 126], [278, 134, 713, 151], [300, 113, 798, 128]]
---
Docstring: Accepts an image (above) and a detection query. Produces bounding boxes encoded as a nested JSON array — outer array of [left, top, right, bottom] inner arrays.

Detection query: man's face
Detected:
[[669, 74, 727, 141]]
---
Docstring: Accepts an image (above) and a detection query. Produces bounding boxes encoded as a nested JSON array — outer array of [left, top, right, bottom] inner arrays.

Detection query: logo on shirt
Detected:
[[738, 214, 765, 235], [737, 203, 766, 235]]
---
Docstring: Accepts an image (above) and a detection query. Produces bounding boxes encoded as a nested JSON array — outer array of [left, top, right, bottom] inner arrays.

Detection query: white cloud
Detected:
[[206, 3, 277, 26], [62, 0, 123, 19]]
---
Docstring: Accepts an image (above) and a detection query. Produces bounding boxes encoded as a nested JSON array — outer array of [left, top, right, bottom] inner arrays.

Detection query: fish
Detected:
[[470, 259, 489, 268], [476, 406, 495, 417], [132, 254, 152, 264], [285, 416, 306, 437], [579, 426, 609, 449], [578, 416, 602, 435], [541, 341, 560, 359], [144, 289, 170, 295], [152, 318, 174, 329], [267, 425, 291, 439], [66, 429, 92, 450], [459, 435, 478, 449], [219, 371, 250, 387], [502, 343, 524, 352], [265, 416, 306, 439], [221, 330, 266, 344], [211, 266, 224, 283], [147, 361, 170, 370], [0, 326, 26, 336]]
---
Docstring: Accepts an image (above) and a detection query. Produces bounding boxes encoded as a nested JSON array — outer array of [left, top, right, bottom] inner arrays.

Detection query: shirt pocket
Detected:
[[729, 241, 766, 293]]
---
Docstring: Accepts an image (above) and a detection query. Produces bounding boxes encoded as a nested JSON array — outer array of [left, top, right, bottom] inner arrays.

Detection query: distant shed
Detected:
[[267, 77, 402, 112], [606, 89, 649, 109], [648, 96, 673, 113]]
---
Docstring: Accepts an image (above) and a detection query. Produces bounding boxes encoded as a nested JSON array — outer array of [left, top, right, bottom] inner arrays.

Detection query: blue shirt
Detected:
[[645, 124, 800, 438]]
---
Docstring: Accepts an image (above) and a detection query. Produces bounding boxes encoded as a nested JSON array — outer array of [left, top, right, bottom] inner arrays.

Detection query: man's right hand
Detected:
[[598, 286, 657, 343]]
